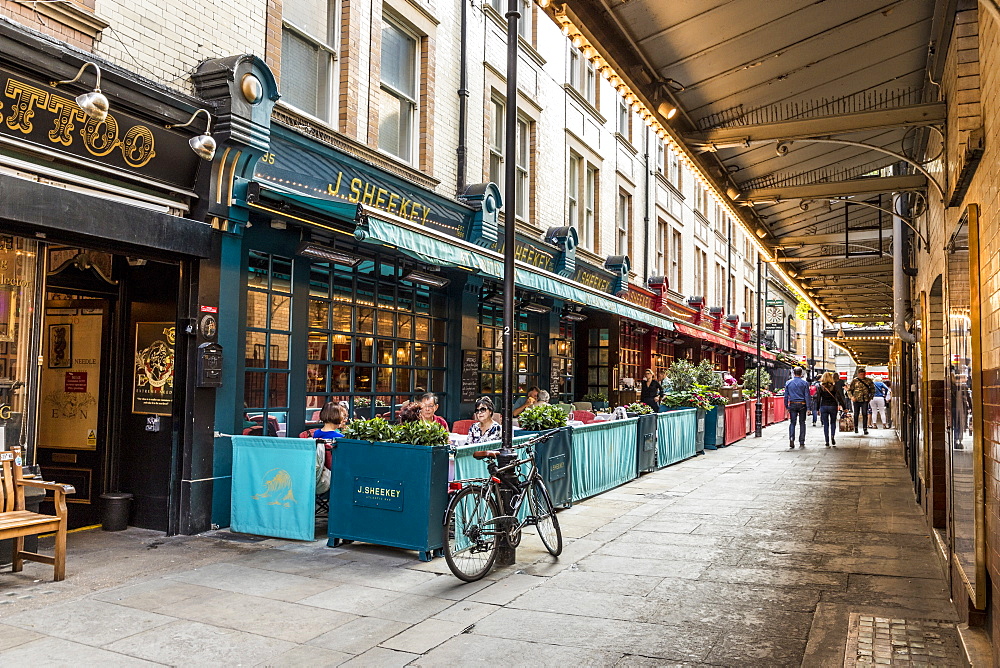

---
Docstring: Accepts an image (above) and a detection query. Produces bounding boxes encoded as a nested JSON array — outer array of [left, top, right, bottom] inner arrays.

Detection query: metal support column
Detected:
[[755, 255, 763, 437]]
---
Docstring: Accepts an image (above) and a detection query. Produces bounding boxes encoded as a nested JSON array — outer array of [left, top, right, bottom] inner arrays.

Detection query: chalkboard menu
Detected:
[[461, 350, 479, 402], [550, 357, 563, 395]]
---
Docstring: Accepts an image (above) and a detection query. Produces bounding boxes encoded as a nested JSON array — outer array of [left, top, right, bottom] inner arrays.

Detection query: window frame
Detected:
[[280, 7, 339, 124], [378, 15, 421, 164]]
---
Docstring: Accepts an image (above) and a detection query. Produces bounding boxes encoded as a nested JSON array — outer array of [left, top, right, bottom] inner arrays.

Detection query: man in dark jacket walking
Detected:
[[784, 367, 810, 449], [848, 368, 877, 435]]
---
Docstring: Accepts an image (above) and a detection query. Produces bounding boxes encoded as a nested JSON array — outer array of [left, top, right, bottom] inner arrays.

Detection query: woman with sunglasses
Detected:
[[467, 396, 502, 444]]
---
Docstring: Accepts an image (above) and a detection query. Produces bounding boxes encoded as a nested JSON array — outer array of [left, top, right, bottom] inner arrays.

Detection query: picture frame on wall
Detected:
[[47, 323, 73, 368]]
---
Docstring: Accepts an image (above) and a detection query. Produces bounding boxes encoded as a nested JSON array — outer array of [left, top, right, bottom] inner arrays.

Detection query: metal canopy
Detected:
[[567, 0, 942, 365]]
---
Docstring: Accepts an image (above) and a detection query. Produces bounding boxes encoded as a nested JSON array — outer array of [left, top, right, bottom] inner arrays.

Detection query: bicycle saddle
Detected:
[[472, 450, 499, 460]]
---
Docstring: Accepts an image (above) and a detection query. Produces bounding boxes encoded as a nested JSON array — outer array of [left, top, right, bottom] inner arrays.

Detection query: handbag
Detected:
[[839, 411, 854, 432]]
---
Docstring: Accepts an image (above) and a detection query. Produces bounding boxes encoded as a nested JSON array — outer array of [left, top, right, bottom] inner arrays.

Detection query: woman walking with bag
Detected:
[[816, 371, 849, 447]]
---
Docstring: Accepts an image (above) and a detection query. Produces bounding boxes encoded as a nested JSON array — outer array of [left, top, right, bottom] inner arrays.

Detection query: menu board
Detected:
[[461, 350, 479, 402], [550, 357, 563, 396]]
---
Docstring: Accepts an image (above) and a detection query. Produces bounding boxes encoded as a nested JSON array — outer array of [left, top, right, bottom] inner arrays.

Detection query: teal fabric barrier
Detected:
[[231, 436, 317, 541], [657, 409, 697, 468], [570, 418, 639, 501], [453, 435, 532, 481]]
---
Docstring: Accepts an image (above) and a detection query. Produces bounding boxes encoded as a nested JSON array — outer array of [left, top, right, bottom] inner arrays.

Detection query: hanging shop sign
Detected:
[[133, 323, 175, 416], [0, 68, 202, 190], [254, 129, 473, 237], [623, 286, 655, 310], [765, 299, 785, 331]]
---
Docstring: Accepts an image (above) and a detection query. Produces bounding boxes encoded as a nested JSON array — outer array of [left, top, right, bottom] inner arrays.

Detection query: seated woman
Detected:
[[468, 396, 501, 444], [311, 403, 346, 473]]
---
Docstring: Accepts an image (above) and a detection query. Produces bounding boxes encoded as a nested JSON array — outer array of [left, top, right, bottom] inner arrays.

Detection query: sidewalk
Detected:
[[0, 422, 965, 666]]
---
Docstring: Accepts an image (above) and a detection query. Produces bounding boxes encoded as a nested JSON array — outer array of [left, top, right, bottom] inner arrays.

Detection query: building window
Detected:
[[379, 17, 419, 163], [568, 152, 580, 230], [479, 302, 538, 397], [669, 148, 682, 189], [491, 0, 530, 40], [568, 46, 596, 104], [281, 0, 338, 122], [670, 229, 682, 291], [245, 251, 293, 429], [656, 218, 667, 273], [616, 191, 632, 259], [553, 320, 575, 404], [587, 327, 611, 396], [489, 97, 504, 186], [715, 263, 725, 307], [693, 248, 708, 298], [305, 253, 448, 418], [584, 164, 597, 250], [617, 97, 629, 138], [656, 140, 665, 175], [515, 116, 530, 220]]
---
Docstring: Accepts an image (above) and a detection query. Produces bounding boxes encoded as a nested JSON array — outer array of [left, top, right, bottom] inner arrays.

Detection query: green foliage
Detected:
[[741, 367, 772, 393], [518, 404, 568, 431], [661, 384, 726, 410], [392, 420, 450, 447], [341, 417, 449, 446], [694, 359, 723, 390], [665, 359, 698, 393], [342, 417, 394, 442], [582, 391, 608, 404], [625, 402, 654, 415], [795, 298, 811, 321]]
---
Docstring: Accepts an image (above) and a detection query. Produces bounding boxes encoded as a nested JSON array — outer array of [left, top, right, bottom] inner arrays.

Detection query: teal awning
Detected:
[[248, 180, 362, 224], [360, 214, 675, 331]]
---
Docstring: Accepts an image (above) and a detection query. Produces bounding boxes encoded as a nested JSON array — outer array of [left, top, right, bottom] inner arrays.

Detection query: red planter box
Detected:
[[725, 402, 748, 445]]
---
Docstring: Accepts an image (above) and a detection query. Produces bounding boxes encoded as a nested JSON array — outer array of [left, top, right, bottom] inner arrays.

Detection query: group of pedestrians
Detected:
[[784, 366, 892, 449]]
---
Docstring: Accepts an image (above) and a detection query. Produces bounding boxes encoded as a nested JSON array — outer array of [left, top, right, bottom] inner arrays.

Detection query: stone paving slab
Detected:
[[0, 423, 968, 666]]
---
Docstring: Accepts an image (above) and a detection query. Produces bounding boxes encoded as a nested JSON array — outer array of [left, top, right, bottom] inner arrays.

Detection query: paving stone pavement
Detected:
[[0, 422, 963, 666]]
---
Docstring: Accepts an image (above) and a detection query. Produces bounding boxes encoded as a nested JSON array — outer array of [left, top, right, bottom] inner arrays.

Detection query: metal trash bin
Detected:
[[100, 492, 133, 531], [635, 413, 658, 472]]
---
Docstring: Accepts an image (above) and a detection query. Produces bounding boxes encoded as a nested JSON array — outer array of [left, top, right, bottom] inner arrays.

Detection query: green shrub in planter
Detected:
[[392, 420, 450, 446], [519, 404, 568, 430], [625, 401, 654, 415], [582, 392, 608, 404], [342, 417, 393, 442]]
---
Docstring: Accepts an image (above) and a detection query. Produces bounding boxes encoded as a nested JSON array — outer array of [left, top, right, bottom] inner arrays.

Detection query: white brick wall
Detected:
[[94, 0, 266, 95]]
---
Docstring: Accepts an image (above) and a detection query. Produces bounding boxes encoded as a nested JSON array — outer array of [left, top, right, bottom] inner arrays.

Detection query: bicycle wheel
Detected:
[[528, 479, 562, 556], [443, 485, 500, 582]]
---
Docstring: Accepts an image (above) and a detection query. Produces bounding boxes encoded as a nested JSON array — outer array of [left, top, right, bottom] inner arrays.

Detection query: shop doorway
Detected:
[[36, 248, 180, 531]]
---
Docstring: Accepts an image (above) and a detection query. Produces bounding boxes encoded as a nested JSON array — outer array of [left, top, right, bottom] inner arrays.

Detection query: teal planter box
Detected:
[[704, 406, 727, 449], [570, 418, 639, 502], [327, 439, 449, 562], [636, 413, 658, 473], [656, 409, 697, 467], [512, 427, 573, 508]]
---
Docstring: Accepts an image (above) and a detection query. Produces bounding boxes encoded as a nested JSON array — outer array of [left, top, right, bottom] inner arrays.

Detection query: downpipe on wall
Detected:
[[893, 192, 916, 345]]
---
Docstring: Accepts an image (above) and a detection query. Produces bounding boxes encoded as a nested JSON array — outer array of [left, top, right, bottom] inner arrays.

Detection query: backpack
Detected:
[[809, 384, 817, 397]]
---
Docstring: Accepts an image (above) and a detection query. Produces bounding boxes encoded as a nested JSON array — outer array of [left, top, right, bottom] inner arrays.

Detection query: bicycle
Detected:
[[442, 429, 563, 582]]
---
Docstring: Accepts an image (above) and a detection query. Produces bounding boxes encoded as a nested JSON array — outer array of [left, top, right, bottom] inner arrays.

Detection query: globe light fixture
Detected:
[[166, 109, 217, 161]]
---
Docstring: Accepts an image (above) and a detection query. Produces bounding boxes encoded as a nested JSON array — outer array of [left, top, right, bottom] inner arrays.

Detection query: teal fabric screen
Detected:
[[570, 418, 639, 501], [657, 409, 697, 467], [231, 436, 317, 541]]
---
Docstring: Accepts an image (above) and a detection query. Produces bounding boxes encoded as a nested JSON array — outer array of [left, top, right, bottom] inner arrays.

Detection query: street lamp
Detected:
[[755, 255, 763, 437], [497, 0, 522, 567]]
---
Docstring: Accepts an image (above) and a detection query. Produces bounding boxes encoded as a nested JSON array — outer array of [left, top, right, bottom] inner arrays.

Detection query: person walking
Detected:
[[870, 377, 891, 429], [809, 378, 820, 426], [784, 366, 811, 449], [816, 372, 849, 447], [848, 368, 876, 435], [883, 380, 893, 428]]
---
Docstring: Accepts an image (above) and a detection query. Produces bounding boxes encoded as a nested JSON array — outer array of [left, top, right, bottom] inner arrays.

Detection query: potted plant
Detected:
[[741, 368, 772, 398], [582, 391, 609, 411], [514, 404, 573, 508], [327, 417, 450, 561], [624, 401, 654, 417]]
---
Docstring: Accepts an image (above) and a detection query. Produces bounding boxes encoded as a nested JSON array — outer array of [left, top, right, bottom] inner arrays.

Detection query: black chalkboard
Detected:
[[461, 350, 479, 402], [550, 357, 562, 395]]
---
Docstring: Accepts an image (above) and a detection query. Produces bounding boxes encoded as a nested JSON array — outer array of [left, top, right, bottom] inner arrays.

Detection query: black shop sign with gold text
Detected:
[[0, 68, 202, 190]]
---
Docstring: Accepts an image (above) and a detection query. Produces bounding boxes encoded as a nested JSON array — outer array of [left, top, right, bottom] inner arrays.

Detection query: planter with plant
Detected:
[[513, 404, 573, 508], [327, 417, 450, 561], [582, 392, 609, 410], [624, 401, 654, 416]]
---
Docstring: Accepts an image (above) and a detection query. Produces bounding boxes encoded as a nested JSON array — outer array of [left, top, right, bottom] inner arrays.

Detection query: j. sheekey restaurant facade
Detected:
[[0, 30, 784, 537]]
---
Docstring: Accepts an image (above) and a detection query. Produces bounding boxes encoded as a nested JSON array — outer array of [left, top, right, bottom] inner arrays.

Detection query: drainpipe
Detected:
[[643, 128, 651, 279], [456, 0, 469, 194], [892, 193, 916, 343]]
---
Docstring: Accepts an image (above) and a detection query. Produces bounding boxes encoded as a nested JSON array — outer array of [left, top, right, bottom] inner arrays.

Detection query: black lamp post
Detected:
[[497, 0, 521, 567], [754, 255, 763, 438]]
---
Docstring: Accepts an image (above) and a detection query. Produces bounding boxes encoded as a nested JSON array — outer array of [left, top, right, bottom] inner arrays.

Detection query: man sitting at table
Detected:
[[512, 386, 540, 417], [418, 392, 449, 431], [468, 396, 501, 444]]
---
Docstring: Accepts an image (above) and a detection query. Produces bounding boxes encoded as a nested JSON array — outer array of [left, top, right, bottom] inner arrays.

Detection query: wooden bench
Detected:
[[0, 447, 75, 581]]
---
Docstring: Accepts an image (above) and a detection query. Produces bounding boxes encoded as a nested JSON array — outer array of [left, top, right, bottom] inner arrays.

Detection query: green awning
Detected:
[[249, 180, 362, 223], [361, 214, 675, 331]]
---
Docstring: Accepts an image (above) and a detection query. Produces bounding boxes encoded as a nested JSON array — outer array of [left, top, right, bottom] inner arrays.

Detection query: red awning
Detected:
[[675, 323, 777, 360]]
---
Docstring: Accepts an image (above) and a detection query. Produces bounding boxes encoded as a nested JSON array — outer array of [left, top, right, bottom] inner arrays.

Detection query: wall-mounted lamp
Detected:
[[166, 108, 216, 161], [296, 242, 363, 267], [50, 62, 109, 122], [657, 102, 678, 120]]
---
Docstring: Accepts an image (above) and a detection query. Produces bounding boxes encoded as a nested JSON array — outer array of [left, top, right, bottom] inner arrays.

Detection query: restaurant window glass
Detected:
[[619, 322, 643, 393], [478, 303, 538, 399], [244, 251, 293, 432], [0, 235, 39, 454], [552, 320, 575, 404], [586, 327, 610, 395], [306, 252, 447, 421]]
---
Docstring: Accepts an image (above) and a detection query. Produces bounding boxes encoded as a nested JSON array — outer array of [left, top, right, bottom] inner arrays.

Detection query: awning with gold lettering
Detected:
[[358, 209, 675, 332]]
